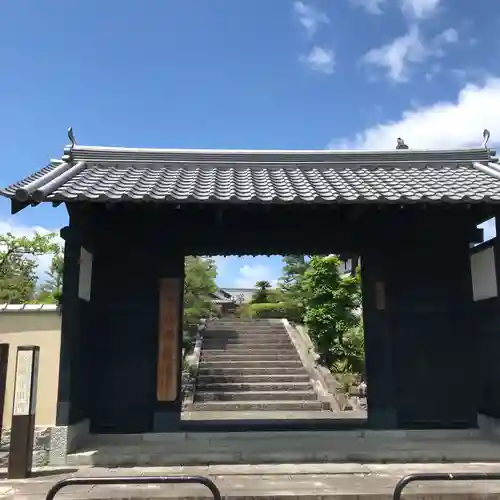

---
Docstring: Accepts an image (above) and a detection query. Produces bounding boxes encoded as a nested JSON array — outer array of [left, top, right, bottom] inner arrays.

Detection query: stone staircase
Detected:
[[192, 318, 330, 413]]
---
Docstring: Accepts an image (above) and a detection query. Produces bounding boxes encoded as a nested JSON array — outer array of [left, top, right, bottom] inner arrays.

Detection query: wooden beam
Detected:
[[157, 277, 181, 402]]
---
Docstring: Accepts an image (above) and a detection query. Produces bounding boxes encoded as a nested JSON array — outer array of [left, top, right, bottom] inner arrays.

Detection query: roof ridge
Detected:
[[81, 159, 487, 166], [66, 144, 494, 155], [63, 145, 494, 168]]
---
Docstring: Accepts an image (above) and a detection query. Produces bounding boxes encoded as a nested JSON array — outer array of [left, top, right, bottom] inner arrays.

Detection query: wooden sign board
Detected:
[[8, 346, 39, 479], [157, 278, 181, 402], [13, 349, 34, 416]]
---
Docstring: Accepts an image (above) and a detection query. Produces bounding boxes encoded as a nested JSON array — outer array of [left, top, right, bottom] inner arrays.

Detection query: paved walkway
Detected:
[[2, 463, 500, 499]]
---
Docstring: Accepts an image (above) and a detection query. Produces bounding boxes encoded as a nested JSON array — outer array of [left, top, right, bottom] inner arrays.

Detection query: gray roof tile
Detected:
[[3, 145, 500, 204]]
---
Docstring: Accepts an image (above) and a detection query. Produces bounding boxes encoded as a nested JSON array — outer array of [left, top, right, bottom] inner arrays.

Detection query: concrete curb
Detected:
[[282, 319, 340, 412], [182, 331, 203, 411]]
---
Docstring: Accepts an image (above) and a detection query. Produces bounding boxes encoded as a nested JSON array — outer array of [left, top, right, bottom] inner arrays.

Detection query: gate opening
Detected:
[[179, 254, 368, 430]]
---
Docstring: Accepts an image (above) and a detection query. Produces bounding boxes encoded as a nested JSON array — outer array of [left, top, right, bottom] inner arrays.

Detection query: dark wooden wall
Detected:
[[362, 217, 478, 429], [55, 201, 489, 432]]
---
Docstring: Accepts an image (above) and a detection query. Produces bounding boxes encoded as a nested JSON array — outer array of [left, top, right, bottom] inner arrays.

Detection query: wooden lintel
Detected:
[[157, 277, 181, 402]]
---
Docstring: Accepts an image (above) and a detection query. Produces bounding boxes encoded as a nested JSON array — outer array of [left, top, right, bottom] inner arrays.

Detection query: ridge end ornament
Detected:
[[482, 129, 491, 149], [67, 127, 77, 148], [396, 137, 409, 150]]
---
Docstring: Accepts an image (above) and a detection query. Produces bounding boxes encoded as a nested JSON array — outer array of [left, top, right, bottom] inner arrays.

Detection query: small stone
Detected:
[[34, 427, 51, 451], [1, 429, 11, 451]]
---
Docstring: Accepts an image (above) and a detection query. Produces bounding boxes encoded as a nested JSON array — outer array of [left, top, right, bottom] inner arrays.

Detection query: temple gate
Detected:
[[2, 138, 500, 441]]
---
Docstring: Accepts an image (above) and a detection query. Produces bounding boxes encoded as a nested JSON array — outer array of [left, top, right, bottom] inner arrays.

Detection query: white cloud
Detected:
[[350, 0, 386, 15], [434, 28, 458, 44], [328, 76, 500, 150], [361, 25, 458, 83], [0, 219, 63, 282], [300, 46, 335, 74], [350, 0, 440, 17], [400, 0, 441, 19], [211, 256, 228, 274], [293, 1, 329, 36], [234, 263, 278, 288]]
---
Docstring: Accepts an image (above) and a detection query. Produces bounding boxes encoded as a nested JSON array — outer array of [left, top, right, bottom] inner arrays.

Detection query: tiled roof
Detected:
[[2, 144, 500, 204]]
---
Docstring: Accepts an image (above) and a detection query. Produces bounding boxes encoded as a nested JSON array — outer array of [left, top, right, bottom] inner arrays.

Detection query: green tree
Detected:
[[278, 255, 310, 322], [251, 280, 272, 304], [302, 255, 361, 367], [37, 250, 64, 304], [280, 255, 309, 293], [0, 232, 59, 304], [183, 256, 218, 347]]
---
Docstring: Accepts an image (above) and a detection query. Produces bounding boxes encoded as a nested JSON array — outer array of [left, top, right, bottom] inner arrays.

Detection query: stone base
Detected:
[[478, 413, 500, 441], [49, 419, 89, 465], [0, 426, 52, 467], [0, 419, 90, 467], [66, 428, 497, 467]]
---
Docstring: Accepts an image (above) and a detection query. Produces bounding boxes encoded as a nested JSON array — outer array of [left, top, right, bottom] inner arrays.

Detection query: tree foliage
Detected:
[[280, 256, 309, 294], [0, 232, 60, 304], [302, 255, 361, 368], [37, 252, 64, 304], [251, 280, 272, 304], [183, 256, 218, 344], [278, 255, 310, 322]]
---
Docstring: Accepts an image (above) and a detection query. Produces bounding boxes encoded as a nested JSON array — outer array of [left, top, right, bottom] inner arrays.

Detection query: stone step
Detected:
[[201, 344, 297, 353], [202, 338, 292, 346], [207, 324, 284, 330], [195, 390, 318, 402], [209, 318, 277, 322], [200, 360, 303, 369], [201, 353, 300, 362], [197, 373, 311, 384], [198, 366, 308, 376], [205, 323, 287, 329], [208, 319, 277, 324], [196, 382, 313, 392], [192, 400, 328, 411], [203, 332, 289, 339], [201, 349, 297, 356], [67, 429, 500, 467]]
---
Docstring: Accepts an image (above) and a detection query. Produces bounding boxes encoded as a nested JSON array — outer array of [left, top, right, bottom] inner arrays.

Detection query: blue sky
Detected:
[[1, 0, 499, 286]]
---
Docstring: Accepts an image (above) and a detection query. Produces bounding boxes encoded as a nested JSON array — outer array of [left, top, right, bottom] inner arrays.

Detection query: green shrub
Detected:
[[281, 300, 304, 323], [247, 302, 287, 318]]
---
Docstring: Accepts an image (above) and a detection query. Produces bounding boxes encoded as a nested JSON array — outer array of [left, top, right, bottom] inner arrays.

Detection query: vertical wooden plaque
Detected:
[[375, 281, 386, 311], [157, 278, 181, 402]]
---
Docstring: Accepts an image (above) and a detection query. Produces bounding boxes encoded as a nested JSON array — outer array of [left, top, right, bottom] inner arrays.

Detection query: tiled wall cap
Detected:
[[0, 303, 59, 312]]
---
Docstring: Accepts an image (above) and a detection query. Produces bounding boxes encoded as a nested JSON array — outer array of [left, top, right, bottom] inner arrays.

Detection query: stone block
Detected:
[[49, 419, 89, 465], [32, 449, 49, 467]]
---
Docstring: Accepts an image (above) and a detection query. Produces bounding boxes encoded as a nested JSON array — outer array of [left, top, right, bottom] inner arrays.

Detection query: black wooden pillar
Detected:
[[361, 248, 397, 429], [56, 226, 85, 426]]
